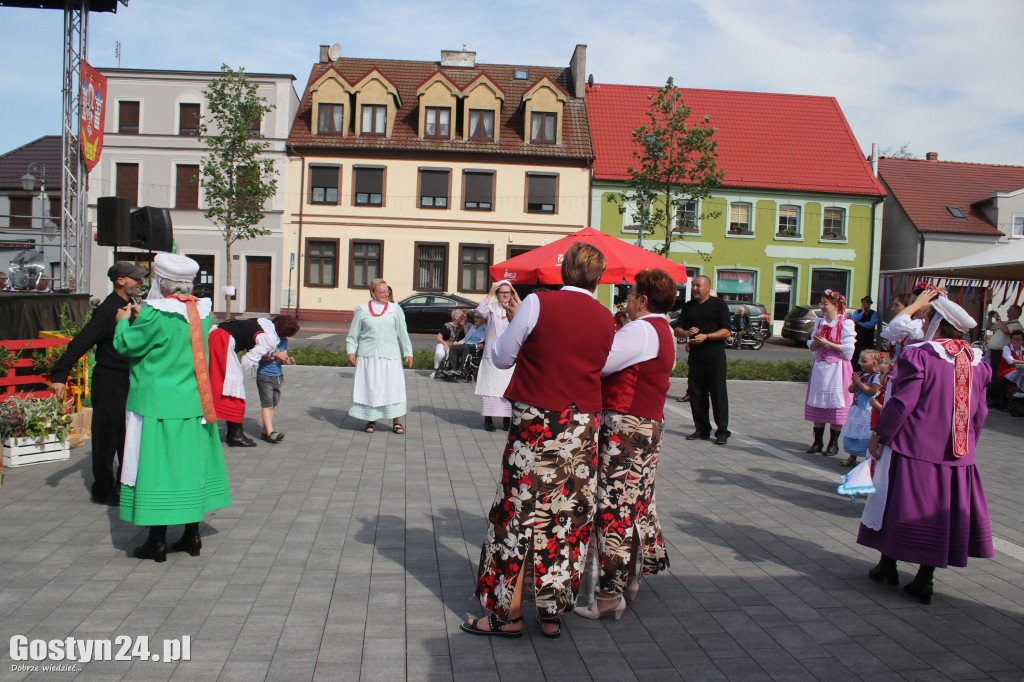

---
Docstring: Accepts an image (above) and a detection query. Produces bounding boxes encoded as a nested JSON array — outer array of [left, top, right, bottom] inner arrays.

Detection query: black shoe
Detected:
[[503, 417, 511, 431], [685, 431, 710, 440], [484, 417, 496, 432], [805, 443, 823, 454], [227, 432, 257, 447], [868, 561, 899, 586], [170, 534, 202, 557], [715, 434, 728, 445], [823, 442, 839, 456], [676, 394, 691, 403], [903, 580, 933, 604], [91, 491, 120, 506], [132, 539, 167, 563]]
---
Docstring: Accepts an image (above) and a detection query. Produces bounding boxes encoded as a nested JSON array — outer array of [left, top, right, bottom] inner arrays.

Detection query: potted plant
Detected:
[[1, 396, 73, 467]]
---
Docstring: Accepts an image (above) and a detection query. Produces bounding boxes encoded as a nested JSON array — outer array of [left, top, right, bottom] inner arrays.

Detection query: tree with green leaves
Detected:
[[195, 64, 278, 318], [612, 77, 725, 258]]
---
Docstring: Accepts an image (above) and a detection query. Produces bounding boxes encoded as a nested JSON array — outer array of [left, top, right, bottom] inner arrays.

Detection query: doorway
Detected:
[[246, 256, 271, 312]]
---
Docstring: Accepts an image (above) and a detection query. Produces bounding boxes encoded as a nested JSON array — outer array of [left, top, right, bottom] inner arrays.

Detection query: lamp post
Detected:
[[20, 164, 58, 237]]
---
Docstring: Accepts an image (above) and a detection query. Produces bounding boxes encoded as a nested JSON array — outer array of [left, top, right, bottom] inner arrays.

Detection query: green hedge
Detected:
[[290, 344, 812, 382]]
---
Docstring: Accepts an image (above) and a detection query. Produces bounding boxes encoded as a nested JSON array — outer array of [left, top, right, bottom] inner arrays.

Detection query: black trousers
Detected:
[[688, 353, 729, 437], [988, 349, 1007, 408], [90, 367, 128, 498]]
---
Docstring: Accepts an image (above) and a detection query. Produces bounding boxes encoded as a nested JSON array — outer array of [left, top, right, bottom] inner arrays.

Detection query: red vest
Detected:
[[601, 317, 675, 421], [998, 346, 1024, 379], [504, 290, 613, 413]]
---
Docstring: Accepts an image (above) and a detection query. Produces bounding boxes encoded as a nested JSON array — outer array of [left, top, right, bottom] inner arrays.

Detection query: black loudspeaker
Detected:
[[96, 196, 132, 246], [131, 207, 174, 252]]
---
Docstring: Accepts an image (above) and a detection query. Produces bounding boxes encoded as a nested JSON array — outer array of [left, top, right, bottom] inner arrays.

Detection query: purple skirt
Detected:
[[857, 452, 994, 568]]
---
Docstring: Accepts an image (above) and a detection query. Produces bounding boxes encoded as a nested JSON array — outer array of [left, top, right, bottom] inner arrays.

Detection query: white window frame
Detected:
[[727, 201, 753, 237], [777, 204, 801, 239], [673, 199, 700, 235], [822, 206, 847, 242], [1011, 214, 1024, 238]]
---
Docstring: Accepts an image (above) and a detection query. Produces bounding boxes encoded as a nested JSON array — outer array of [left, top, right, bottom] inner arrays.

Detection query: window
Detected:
[[777, 205, 800, 236], [353, 166, 384, 206], [116, 162, 139, 207], [187, 254, 215, 299], [674, 201, 699, 234], [1012, 216, 1023, 238], [424, 107, 450, 138], [414, 242, 448, 291], [361, 104, 386, 135], [419, 169, 450, 208], [716, 270, 756, 302], [305, 239, 339, 288], [317, 103, 344, 133], [175, 164, 200, 209], [530, 112, 556, 143], [118, 101, 139, 134], [810, 268, 849, 304], [947, 206, 966, 219], [349, 239, 383, 288], [469, 110, 494, 140], [728, 202, 752, 233], [526, 173, 557, 214], [9, 196, 31, 228], [822, 207, 846, 240], [179, 103, 200, 136], [310, 166, 340, 204], [464, 171, 494, 211], [460, 244, 492, 293]]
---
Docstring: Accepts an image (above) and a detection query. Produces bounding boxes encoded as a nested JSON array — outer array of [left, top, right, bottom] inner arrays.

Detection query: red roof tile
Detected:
[[879, 157, 1023, 235], [288, 57, 592, 162], [0, 136, 62, 192], [586, 83, 885, 197]]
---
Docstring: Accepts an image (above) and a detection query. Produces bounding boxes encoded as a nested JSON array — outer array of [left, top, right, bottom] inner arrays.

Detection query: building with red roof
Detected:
[[586, 82, 886, 323], [0, 136, 63, 284], [877, 153, 1024, 273], [285, 44, 593, 319]]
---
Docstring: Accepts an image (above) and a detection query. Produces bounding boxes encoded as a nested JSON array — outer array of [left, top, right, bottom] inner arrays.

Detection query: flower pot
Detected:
[[3, 435, 70, 468]]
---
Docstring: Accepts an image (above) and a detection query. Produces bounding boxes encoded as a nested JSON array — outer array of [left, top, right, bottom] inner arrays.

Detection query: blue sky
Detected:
[[1, 0, 1022, 165]]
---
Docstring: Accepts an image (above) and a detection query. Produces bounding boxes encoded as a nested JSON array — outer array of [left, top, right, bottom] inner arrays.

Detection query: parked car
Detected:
[[668, 299, 771, 342], [397, 293, 478, 333], [781, 305, 855, 345]]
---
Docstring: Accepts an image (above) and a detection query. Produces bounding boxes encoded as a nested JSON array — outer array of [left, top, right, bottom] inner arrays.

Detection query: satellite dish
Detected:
[[328, 43, 341, 61]]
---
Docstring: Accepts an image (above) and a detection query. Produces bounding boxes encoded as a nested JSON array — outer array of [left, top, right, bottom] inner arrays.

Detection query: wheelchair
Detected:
[[435, 343, 483, 383]]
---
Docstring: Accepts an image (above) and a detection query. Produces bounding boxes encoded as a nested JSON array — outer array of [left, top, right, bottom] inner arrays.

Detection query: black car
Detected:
[[669, 300, 771, 332], [781, 305, 854, 345], [398, 293, 478, 333]]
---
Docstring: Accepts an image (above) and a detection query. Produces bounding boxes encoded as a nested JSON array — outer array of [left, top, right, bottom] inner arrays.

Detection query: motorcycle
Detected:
[[725, 319, 768, 350]]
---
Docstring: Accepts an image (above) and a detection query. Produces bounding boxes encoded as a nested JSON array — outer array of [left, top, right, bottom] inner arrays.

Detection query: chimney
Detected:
[[440, 50, 476, 68], [926, 152, 939, 161], [319, 45, 330, 63], [569, 44, 587, 98]]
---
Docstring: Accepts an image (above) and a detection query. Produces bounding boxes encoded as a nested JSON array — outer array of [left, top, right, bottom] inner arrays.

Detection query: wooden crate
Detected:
[[3, 435, 70, 468]]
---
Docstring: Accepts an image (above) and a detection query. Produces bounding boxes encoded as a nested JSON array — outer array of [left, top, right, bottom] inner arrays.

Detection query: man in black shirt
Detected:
[[51, 262, 146, 505], [674, 276, 732, 444]]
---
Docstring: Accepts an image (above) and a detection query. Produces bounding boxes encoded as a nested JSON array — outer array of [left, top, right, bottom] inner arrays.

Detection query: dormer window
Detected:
[[469, 110, 494, 140], [424, 107, 450, 138], [531, 112, 556, 143], [317, 103, 344, 133], [361, 105, 386, 135]]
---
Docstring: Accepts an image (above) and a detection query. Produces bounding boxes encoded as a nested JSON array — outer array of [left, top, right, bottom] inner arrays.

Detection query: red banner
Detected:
[[79, 61, 106, 172]]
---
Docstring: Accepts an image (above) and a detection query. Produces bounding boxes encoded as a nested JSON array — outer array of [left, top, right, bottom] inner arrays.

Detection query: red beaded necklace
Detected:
[[368, 299, 389, 317]]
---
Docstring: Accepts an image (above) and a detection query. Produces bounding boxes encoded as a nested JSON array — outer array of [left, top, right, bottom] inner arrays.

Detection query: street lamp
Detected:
[[20, 163, 58, 237]]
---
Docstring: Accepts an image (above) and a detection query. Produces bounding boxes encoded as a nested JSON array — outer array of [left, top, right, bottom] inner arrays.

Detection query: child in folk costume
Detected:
[[869, 356, 894, 428], [804, 289, 856, 456], [840, 350, 880, 468]]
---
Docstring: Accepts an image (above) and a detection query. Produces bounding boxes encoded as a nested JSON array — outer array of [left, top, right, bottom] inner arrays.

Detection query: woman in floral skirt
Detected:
[[461, 243, 614, 640], [574, 268, 675, 621]]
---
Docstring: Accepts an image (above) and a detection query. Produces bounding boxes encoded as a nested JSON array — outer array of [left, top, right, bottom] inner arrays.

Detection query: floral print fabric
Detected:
[[475, 402, 599, 620], [595, 412, 669, 594]]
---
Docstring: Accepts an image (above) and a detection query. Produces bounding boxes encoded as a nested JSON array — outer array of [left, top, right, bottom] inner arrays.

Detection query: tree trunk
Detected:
[[225, 240, 233, 320]]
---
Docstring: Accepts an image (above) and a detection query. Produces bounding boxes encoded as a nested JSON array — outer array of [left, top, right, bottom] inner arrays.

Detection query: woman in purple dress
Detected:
[[858, 294, 994, 604]]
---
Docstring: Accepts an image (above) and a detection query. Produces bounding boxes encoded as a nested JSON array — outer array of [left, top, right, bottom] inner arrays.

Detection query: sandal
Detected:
[[537, 616, 561, 639], [459, 613, 523, 638], [392, 423, 405, 435], [839, 457, 857, 467], [364, 422, 377, 433]]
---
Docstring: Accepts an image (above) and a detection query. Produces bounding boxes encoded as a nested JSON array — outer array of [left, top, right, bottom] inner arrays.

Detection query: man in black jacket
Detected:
[[51, 262, 145, 505]]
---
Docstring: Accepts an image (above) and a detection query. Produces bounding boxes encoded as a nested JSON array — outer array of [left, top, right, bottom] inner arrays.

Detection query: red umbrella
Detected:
[[489, 227, 688, 285]]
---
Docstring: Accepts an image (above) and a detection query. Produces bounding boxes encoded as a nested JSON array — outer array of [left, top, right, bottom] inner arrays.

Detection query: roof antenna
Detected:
[[462, 44, 467, 51]]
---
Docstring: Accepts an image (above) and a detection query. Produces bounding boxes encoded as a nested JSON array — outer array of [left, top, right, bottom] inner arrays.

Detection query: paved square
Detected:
[[2, 367, 1023, 680]]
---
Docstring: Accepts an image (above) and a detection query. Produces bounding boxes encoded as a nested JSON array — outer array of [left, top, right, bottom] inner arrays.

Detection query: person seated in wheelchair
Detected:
[[442, 313, 487, 379]]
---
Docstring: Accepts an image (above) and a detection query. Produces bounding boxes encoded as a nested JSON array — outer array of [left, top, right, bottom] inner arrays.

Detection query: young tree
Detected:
[[613, 77, 724, 257], [196, 64, 278, 318]]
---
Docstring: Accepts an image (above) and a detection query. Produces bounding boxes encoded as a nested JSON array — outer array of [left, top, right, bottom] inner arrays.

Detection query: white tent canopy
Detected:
[[882, 239, 1024, 281]]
